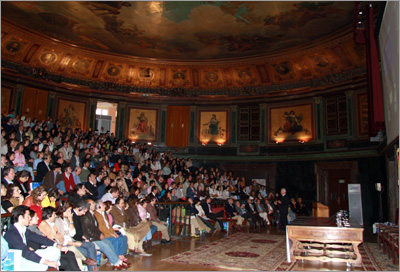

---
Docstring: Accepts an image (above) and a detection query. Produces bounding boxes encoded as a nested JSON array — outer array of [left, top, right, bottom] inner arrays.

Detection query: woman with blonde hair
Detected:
[[115, 177, 129, 199]]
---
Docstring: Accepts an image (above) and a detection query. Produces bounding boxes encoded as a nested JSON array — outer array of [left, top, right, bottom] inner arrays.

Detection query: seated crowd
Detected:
[[1, 111, 309, 271]]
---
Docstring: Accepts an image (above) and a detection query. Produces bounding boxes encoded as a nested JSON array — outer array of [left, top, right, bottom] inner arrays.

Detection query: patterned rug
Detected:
[[162, 233, 399, 271], [362, 242, 399, 271]]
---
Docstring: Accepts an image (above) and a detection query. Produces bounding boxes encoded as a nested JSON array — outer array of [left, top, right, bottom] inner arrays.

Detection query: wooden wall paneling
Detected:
[[337, 96, 348, 134], [325, 98, 338, 135], [21, 87, 37, 118], [250, 106, 260, 140], [166, 106, 190, 147], [238, 107, 249, 140], [34, 89, 48, 121], [325, 96, 348, 136], [1, 85, 13, 116]]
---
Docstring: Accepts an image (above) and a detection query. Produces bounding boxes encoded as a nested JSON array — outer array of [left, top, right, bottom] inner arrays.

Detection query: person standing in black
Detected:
[[279, 188, 290, 232]]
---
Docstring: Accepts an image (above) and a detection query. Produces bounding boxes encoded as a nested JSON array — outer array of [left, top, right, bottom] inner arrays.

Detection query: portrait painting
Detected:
[[128, 107, 158, 141], [56, 98, 87, 130], [198, 110, 228, 144], [269, 103, 314, 143], [357, 93, 369, 136]]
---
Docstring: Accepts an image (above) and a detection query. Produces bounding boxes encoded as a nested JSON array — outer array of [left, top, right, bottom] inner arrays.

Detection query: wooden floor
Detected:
[[99, 224, 377, 271]]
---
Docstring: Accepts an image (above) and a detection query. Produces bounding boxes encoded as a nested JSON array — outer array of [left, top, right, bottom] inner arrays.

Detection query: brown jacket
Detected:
[[110, 206, 127, 227], [43, 171, 64, 191], [125, 205, 141, 227], [146, 203, 160, 223], [38, 220, 64, 245], [94, 210, 116, 238]]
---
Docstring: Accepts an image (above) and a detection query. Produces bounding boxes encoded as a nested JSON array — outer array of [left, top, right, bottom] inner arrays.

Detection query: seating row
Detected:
[[377, 223, 399, 265]]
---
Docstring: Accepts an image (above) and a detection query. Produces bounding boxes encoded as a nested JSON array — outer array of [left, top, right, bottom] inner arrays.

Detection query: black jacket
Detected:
[[4, 224, 55, 263], [224, 202, 237, 218], [35, 161, 50, 183], [279, 194, 290, 214]]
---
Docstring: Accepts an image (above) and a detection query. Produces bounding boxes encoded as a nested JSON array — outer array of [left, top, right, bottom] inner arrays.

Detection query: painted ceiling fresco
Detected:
[[2, 1, 355, 60]]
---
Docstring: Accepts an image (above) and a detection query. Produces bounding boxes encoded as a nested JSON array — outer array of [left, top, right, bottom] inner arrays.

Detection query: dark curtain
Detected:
[[365, 3, 385, 137]]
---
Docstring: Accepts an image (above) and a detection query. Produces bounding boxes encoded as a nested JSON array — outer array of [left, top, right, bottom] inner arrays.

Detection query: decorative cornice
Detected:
[[2, 59, 367, 99]]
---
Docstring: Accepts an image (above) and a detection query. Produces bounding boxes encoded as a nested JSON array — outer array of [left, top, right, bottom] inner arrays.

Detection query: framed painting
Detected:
[[56, 97, 87, 130], [127, 107, 158, 142], [269, 103, 314, 143], [357, 93, 369, 136], [198, 110, 228, 144], [1, 85, 13, 116]]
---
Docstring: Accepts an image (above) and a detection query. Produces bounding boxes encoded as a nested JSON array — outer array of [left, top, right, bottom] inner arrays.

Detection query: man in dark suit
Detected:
[[85, 173, 99, 200], [245, 198, 262, 228], [4, 205, 68, 270], [202, 196, 225, 230], [15, 124, 25, 143], [279, 188, 290, 232], [224, 198, 244, 231], [35, 154, 51, 184], [1, 166, 15, 185], [3, 117, 15, 134]]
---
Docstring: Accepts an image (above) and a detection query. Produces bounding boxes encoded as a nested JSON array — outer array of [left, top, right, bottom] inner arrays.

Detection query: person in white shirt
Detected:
[[4, 205, 67, 271], [209, 184, 218, 199], [59, 141, 73, 163], [100, 187, 119, 204]]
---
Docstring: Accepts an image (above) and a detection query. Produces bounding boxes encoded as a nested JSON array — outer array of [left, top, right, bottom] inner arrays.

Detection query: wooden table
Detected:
[[287, 225, 364, 266]]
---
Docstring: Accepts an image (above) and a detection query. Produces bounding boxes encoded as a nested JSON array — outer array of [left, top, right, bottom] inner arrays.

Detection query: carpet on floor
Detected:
[[162, 232, 399, 271]]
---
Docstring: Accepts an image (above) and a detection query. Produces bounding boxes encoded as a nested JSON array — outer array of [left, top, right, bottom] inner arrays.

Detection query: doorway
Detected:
[[96, 102, 118, 135], [315, 161, 358, 216]]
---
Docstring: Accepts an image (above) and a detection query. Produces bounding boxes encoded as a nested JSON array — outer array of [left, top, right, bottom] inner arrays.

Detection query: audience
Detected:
[[1, 110, 310, 271]]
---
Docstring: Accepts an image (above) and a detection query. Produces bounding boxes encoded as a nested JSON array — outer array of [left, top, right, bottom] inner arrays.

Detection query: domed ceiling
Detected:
[[2, 1, 355, 60]]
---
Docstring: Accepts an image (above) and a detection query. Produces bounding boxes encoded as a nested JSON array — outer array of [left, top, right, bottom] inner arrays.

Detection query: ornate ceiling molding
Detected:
[[2, 20, 367, 98]]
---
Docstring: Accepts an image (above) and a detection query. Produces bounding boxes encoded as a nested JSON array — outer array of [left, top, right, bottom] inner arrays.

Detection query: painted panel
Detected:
[[127, 107, 158, 142], [56, 97, 87, 130], [269, 103, 314, 143], [198, 110, 228, 144]]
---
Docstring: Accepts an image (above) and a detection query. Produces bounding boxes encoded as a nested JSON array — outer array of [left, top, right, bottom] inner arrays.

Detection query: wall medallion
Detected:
[[5, 41, 21, 53], [72, 59, 89, 73], [40, 52, 57, 64], [107, 66, 121, 77], [206, 72, 218, 82]]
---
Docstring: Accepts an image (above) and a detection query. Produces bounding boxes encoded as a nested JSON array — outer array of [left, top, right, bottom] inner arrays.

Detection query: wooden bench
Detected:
[[377, 223, 399, 264]]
